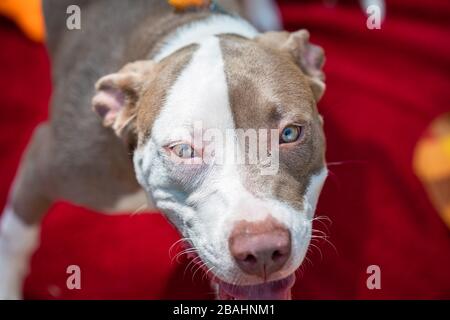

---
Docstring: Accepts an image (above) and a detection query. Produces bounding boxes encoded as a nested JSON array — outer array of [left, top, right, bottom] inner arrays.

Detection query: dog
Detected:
[[0, 0, 327, 300]]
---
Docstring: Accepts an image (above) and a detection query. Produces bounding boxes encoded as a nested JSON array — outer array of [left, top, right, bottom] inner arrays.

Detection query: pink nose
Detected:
[[229, 217, 291, 279]]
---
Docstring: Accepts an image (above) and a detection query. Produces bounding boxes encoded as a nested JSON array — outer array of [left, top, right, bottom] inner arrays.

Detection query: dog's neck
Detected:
[[152, 14, 259, 61]]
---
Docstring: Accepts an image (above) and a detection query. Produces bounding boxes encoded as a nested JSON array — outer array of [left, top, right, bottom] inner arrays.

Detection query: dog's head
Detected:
[[92, 30, 327, 300]]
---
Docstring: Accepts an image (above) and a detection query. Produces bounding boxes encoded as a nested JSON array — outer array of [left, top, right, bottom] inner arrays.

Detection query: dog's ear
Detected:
[[256, 30, 326, 102], [92, 60, 156, 141]]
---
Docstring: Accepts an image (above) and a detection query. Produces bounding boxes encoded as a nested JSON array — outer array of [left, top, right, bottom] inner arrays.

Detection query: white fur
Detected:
[[0, 206, 39, 299], [153, 14, 259, 62], [304, 167, 328, 219]]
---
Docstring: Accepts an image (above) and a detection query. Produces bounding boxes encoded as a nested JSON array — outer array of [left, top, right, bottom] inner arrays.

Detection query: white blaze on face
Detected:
[[134, 35, 247, 280], [152, 36, 234, 147]]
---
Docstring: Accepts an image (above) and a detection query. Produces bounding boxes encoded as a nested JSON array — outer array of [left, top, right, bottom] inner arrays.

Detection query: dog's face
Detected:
[[93, 30, 327, 300]]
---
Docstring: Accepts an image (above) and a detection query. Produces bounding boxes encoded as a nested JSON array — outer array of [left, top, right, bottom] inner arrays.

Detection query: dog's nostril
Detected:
[[272, 250, 284, 262], [243, 254, 257, 264]]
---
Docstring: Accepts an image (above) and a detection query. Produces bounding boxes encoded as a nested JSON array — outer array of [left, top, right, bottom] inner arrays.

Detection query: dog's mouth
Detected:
[[214, 274, 296, 300], [183, 248, 296, 300]]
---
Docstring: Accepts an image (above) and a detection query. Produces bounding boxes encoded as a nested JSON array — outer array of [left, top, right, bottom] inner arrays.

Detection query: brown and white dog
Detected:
[[0, 0, 327, 300]]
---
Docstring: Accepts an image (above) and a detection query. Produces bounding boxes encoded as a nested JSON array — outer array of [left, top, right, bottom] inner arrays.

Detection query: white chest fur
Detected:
[[153, 14, 259, 62]]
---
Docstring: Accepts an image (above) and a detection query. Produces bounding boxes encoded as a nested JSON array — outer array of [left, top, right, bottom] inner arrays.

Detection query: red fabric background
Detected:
[[0, 0, 449, 299]]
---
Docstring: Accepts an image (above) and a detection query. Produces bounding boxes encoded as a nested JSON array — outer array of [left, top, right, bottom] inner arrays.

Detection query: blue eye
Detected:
[[280, 125, 302, 143], [171, 143, 198, 159]]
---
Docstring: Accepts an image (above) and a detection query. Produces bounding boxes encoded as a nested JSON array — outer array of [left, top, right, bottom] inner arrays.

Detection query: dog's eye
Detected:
[[170, 143, 198, 159], [280, 125, 302, 144]]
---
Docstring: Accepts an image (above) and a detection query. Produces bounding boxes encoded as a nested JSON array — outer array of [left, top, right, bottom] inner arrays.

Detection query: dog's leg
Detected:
[[0, 207, 40, 299], [0, 124, 53, 299]]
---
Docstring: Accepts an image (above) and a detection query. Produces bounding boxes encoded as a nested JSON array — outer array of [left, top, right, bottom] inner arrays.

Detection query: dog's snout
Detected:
[[229, 217, 291, 279]]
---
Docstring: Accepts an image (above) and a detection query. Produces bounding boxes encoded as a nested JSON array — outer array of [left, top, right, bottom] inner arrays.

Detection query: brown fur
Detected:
[[136, 45, 199, 144], [220, 35, 326, 211]]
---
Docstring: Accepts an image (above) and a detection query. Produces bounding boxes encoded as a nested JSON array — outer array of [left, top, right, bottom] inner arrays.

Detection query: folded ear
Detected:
[[92, 60, 156, 140], [256, 30, 326, 102]]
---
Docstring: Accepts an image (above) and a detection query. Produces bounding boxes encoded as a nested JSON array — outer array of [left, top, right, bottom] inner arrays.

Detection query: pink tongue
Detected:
[[242, 285, 291, 300], [219, 275, 295, 300]]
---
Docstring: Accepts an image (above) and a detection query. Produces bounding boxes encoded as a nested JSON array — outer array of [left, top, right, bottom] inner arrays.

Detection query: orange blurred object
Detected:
[[168, 0, 211, 11], [0, 0, 44, 42], [414, 113, 450, 229]]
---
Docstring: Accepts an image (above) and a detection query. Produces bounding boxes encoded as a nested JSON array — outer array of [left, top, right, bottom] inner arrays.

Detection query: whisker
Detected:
[[312, 215, 332, 225], [130, 203, 149, 216], [311, 234, 338, 255], [192, 261, 209, 283], [172, 248, 198, 264], [312, 216, 332, 234], [311, 228, 328, 237], [308, 242, 323, 260], [202, 265, 216, 283], [295, 263, 305, 280], [168, 237, 192, 259], [183, 256, 202, 279], [304, 254, 313, 267], [321, 236, 338, 254], [327, 160, 367, 167]]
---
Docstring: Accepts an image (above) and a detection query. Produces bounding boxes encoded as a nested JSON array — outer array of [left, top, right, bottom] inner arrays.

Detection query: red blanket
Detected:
[[0, 0, 449, 299]]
